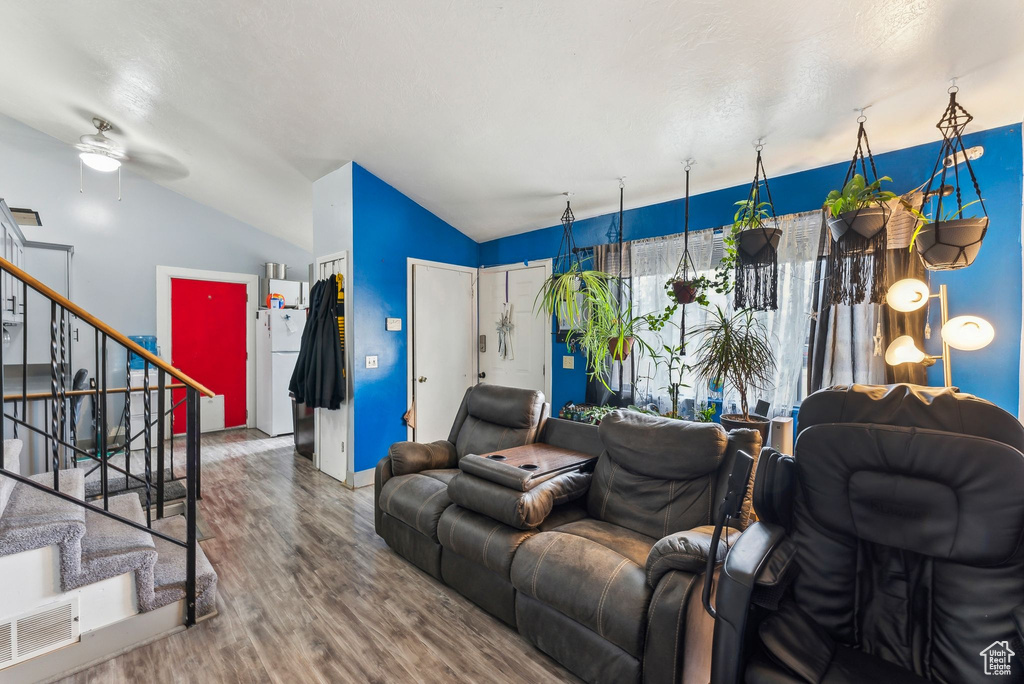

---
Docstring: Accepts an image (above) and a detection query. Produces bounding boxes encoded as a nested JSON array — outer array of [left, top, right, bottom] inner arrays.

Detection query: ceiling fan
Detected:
[[73, 116, 188, 200]]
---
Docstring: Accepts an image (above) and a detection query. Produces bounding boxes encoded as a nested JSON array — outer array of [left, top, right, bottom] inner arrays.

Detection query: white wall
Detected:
[[0, 113, 312, 341]]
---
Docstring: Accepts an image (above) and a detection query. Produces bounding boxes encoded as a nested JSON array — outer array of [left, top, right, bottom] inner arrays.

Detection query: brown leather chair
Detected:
[[374, 383, 549, 579]]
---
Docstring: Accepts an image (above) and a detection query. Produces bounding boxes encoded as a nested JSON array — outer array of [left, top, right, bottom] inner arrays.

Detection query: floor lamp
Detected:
[[884, 278, 994, 387]]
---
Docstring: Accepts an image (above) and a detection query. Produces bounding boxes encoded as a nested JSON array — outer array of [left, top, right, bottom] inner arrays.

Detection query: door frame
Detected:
[[478, 259, 553, 402], [406, 258, 479, 442], [155, 265, 258, 429]]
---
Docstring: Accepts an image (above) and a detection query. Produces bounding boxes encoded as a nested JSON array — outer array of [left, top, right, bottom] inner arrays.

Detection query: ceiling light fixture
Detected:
[[75, 117, 128, 200]]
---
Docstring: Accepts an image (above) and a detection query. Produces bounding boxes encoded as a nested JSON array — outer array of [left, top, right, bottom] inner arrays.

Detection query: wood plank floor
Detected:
[[58, 429, 578, 684]]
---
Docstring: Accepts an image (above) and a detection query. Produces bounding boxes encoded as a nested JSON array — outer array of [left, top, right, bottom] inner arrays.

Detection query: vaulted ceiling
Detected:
[[1, 1, 1022, 249]]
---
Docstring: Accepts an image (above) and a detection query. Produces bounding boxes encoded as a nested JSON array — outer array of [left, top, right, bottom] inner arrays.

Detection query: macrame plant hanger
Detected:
[[734, 144, 780, 311], [555, 192, 580, 274], [825, 112, 891, 305], [671, 160, 698, 348], [915, 83, 989, 271]]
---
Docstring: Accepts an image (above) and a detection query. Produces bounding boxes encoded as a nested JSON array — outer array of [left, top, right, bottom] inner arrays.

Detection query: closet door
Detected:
[[411, 262, 476, 444]]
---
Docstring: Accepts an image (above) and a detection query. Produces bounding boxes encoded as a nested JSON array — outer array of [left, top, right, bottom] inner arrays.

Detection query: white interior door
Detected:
[[478, 262, 551, 397], [412, 262, 476, 444]]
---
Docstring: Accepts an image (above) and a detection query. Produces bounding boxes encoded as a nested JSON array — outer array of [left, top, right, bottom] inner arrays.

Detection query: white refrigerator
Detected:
[[256, 309, 307, 436]]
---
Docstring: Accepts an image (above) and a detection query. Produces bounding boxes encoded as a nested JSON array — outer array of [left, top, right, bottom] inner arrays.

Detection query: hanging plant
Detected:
[[534, 194, 614, 330], [908, 86, 989, 271], [822, 115, 896, 305], [668, 162, 710, 307], [731, 144, 781, 311]]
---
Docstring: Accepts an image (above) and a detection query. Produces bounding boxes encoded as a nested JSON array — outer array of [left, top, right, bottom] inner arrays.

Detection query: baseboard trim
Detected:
[[345, 468, 374, 489], [0, 600, 191, 684]]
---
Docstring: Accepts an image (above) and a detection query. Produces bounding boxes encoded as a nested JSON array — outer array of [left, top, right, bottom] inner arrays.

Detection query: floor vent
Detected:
[[0, 598, 79, 670]]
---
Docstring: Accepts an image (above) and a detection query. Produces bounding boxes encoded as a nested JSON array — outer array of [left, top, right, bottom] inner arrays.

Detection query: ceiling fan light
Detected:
[[79, 151, 121, 173], [885, 278, 930, 312], [885, 335, 927, 366], [941, 315, 994, 351]]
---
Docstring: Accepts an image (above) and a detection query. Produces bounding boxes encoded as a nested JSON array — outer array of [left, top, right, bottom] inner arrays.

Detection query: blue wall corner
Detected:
[[351, 163, 480, 472], [480, 124, 1023, 416]]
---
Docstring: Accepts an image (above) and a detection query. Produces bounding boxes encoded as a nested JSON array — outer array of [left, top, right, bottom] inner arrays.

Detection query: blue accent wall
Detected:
[[481, 124, 1023, 416], [352, 164, 480, 471]]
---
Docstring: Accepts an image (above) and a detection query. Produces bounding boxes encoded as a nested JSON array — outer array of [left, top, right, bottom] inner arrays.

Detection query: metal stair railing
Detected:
[[0, 256, 214, 626]]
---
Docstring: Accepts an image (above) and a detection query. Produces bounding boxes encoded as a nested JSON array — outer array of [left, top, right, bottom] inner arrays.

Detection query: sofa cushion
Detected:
[[438, 505, 537, 578], [451, 384, 546, 459], [599, 410, 727, 479], [511, 525, 654, 657], [420, 468, 460, 486], [552, 518, 656, 566], [378, 473, 452, 542]]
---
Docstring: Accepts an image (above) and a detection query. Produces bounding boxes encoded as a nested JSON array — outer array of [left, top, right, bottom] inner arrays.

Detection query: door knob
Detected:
[[417, 376, 427, 383], [478, 372, 486, 379]]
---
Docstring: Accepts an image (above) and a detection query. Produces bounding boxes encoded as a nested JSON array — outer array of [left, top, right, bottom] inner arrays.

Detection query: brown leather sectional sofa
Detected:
[[375, 383, 761, 683]]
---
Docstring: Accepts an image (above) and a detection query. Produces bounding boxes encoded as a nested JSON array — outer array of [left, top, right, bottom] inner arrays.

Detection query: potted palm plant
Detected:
[[691, 306, 776, 441], [824, 173, 897, 241]]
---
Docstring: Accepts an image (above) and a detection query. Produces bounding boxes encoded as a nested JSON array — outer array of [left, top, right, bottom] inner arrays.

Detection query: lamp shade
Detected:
[[885, 278, 930, 312], [79, 152, 121, 173], [885, 335, 927, 365], [941, 315, 995, 351]]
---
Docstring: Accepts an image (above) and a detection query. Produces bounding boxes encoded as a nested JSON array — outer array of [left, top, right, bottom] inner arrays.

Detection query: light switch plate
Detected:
[[385, 317, 402, 331], [365, 355, 378, 369], [562, 355, 575, 370]]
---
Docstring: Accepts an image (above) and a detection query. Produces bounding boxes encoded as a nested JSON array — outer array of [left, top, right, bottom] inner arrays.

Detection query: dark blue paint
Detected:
[[480, 124, 1023, 415], [352, 164, 480, 471]]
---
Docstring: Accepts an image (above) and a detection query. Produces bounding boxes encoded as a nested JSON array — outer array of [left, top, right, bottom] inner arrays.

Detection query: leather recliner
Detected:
[[711, 384, 1024, 684], [374, 383, 549, 579]]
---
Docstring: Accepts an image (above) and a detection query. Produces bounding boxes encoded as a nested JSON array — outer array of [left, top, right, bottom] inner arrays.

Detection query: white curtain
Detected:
[[621, 211, 821, 418]]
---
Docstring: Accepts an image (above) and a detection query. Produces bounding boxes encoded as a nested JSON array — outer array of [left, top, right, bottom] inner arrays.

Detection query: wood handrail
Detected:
[[4, 382, 189, 402], [0, 257, 215, 397]]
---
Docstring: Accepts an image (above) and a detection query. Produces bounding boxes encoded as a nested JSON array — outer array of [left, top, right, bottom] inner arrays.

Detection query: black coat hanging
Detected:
[[733, 146, 781, 311], [823, 116, 892, 305], [289, 273, 346, 410], [912, 85, 989, 271]]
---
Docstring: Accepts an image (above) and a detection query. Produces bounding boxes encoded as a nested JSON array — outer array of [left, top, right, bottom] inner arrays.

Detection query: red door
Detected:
[[170, 278, 247, 434]]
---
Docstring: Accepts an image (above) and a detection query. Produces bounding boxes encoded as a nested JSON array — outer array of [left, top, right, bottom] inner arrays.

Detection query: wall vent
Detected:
[[0, 598, 79, 670]]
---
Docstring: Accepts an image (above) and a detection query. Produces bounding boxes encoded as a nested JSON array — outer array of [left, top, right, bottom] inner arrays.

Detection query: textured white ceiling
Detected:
[[0, 1, 1023, 249]]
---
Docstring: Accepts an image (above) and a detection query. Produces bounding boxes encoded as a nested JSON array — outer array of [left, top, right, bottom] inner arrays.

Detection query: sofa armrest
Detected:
[[374, 455, 394, 534], [645, 524, 741, 588], [388, 440, 457, 476]]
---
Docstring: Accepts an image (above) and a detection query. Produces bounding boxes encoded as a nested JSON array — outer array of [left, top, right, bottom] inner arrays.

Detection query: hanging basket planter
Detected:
[[607, 336, 634, 361], [670, 279, 699, 304], [913, 217, 989, 270], [911, 86, 989, 272], [737, 227, 783, 257], [826, 205, 889, 242], [732, 146, 782, 312]]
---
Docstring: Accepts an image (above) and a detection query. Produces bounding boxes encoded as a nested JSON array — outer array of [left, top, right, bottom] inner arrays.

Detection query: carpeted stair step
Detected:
[[65, 494, 158, 605], [82, 451, 177, 500], [150, 515, 218, 617], [0, 440, 24, 516], [0, 468, 87, 583]]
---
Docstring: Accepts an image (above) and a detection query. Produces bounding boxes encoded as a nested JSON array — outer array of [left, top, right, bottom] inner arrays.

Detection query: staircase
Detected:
[[0, 254, 218, 678]]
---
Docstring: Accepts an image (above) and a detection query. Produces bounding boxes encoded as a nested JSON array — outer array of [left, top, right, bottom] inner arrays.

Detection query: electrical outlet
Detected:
[[562, 355, 575, 370], [385, 317, 402, 331], [365, 355, 378, 369]]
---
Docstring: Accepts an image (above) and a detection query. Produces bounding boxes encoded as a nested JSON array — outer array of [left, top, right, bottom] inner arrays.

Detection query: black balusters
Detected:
[[20, 281, 26, 442], [100, 334, 109, 510], [185, 387, 199, 626], [156, 370, 166, 519], [59, 306, 67, 469], [123, 350, 131, 486], [143, 360, 152, 527], [50, 300, 59, 490]]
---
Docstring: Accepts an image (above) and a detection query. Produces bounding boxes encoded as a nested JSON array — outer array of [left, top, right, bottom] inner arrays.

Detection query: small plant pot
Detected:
[[827, 206, 887, 242], [671, 280, 699, 304], [913, 217, 989, 271], [607, 336, 634, 361], [737, 228, 782, 258], [719, 413, 771, 444]]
